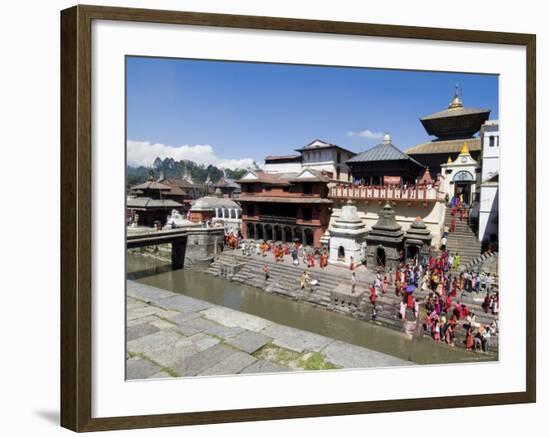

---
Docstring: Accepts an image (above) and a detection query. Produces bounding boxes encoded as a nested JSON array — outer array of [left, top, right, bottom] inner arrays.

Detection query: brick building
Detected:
[[238, 168, 332, 247]]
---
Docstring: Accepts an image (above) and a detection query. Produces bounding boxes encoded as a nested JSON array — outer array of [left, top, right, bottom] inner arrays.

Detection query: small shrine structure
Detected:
[[328, 200, 369, 266], [366, 203, 404, 270]]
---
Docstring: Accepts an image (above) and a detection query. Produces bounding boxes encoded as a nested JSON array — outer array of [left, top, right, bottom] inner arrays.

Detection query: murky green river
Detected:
[[127, 254, 495, 365]]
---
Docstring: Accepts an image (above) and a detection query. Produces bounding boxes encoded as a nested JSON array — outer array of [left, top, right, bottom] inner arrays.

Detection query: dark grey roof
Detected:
[[347, 142, 423, 166], [126, 197, 183, 208], [421, 106, 490, 121]]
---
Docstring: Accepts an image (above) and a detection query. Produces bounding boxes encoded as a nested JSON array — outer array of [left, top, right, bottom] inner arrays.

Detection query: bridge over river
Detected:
[[127, 228, 189, 268], [126, 226, 224, 269]]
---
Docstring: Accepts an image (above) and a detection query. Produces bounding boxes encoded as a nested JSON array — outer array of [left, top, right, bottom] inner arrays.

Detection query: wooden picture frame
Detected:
[[60, 4, 536, 432]]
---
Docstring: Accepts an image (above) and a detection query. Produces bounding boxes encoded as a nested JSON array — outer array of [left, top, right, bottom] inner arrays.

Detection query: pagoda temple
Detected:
[[346, 133, 424, 185], [405, 86, 490, 178]]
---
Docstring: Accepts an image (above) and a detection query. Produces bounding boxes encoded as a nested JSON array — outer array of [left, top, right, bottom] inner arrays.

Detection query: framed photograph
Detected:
[[60, 4, 536, 432]]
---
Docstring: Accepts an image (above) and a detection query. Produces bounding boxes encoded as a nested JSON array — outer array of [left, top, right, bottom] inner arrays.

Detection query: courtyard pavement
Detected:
[[126, 280, 411, 380]]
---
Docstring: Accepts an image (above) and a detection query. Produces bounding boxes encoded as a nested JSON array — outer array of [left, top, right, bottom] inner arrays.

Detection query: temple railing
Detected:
[[329, 184, 445, 202]]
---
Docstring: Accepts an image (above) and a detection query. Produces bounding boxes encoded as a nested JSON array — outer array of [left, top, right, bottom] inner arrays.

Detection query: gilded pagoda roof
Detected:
[[419, 87, 491, 140]]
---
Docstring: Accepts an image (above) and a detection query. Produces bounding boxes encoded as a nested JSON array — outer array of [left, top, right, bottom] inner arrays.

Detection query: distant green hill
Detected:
[[126, 157, 253, 187]]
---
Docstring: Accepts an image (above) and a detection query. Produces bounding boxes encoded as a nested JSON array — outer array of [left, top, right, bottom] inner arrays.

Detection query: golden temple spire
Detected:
[[459, 141, 470, 155], [447, 156, 453, 164], [448, 83, 463, 109]]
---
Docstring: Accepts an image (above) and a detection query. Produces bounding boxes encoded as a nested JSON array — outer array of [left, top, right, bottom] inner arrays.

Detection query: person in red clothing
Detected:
[[307, 253, 315, 268], [370, 284, 376, 304], [450, 217, 457, 232], [445, 294, 453, 313], [451, 277, 458, 297], [453, 301, 463, 319], [263, 264, 270, 283], [382, 276, 388, 294], [407, 291, 414, 309], [465, 327, 475, 350], [349, 256, 355, 272]]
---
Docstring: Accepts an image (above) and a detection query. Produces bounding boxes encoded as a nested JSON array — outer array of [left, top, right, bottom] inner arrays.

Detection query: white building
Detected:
[[190, 190, 242, 234], [480, 120, 500, 182], [296, 139, 355, 182], [328, 201, 369, 266], [263, 139, 356, 182], [478, 121, 500, 242], [439, 142, 480, 205], [264, 154, 303, 173]]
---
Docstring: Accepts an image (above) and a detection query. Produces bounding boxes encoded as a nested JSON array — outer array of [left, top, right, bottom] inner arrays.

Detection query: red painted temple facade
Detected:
[[238, 168, 332, 246]]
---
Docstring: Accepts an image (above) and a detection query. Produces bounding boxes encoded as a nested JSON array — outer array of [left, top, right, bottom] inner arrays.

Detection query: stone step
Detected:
[[235, 261, 343, 288], [219, 253, 354, 282], [214, 251, 498, 353]]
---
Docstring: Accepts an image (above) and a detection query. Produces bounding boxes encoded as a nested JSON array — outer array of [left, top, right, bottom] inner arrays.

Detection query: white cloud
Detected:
[[127, 140, 257, 169], [347, 129, 384, 139]]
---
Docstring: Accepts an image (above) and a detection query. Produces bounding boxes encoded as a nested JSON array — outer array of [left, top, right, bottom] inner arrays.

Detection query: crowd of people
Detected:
[[362, 248, 499, 353], [416, 251, 499, 352], [228, 234, 331, 269], [223, 229, 499, 353]]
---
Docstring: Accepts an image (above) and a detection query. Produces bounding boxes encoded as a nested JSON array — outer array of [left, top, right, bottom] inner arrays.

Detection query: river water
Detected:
[[127, 253, 495, 365]]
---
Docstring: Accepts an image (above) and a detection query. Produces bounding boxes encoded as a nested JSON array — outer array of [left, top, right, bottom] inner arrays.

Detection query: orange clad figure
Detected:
[[276, 245, 284, 262], [307, 253, 315, 268]]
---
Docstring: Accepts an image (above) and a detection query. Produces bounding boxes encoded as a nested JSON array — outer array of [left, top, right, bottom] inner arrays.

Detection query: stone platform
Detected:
[[329, 283, 367, 317], [126, 280, 411, 380]]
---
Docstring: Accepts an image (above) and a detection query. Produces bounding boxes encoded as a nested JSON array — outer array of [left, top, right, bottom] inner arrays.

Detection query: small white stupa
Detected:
[[328, 200, 369, 266]]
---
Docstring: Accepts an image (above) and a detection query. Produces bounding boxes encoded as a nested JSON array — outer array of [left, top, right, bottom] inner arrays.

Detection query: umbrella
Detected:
[[406, 285, 416, 293]]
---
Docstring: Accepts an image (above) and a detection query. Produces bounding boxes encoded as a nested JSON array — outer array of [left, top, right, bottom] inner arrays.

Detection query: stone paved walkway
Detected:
[[126, 280, 411, 379]]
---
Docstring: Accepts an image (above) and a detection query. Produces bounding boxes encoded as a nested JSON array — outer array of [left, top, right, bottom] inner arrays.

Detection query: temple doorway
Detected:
[[304, 228, 314, 246], [264, 224, 273, 241], [454, 182, 472, 205], [274, 226, 282, 242], [246, 223, 254, 239], [376, 247, 386, 267], [284, 226, 292, 242], [338, 246, 345, 261], [255, 224, 264, 240], [406, 245, 418, 261], [293, 227, 302, 243]]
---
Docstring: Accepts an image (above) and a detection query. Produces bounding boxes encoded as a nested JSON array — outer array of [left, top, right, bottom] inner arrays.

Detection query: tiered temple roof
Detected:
[[418, 88, 491, 141], [367, 203, 404, 244]]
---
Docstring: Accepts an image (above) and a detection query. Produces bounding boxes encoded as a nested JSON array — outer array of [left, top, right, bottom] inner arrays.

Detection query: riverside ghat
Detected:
[[126, 90, 500, 375], [127, 200, 499, 372]]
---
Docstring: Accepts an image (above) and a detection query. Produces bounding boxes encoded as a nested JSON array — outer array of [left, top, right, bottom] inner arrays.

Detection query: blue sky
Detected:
[[126, 56, 498, 169]]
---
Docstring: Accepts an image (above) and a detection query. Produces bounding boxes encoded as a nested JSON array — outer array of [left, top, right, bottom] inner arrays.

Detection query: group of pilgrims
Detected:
[[226, 232, 330, 268], [223, 229, 499, 353], [393, 250, 499, 352]]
